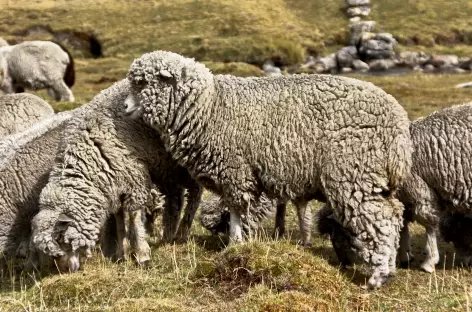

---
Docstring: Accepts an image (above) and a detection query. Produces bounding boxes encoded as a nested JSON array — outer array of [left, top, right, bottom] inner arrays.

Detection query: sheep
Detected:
[[0, 93, 55, 138], [0, 40, 75, 102], [31, 79, 202, 273], [316, 103, 472, 273], [439, 213, 472, 266], [0, 109, 75, 264], [124, 50, 412, 289]]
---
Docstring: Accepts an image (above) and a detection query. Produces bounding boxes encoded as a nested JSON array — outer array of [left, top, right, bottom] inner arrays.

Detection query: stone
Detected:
[[427, 55, 459, 68], [314, 53, 337, 73], [336, 46, 358, 68], [455, 82, 472, 88], [395, 51, 430, 68], [349, 16, 361, 23], [359, 39, 395, 59], [341, 67, 353, 73], [352, 59, 370, 71], [368, 59, 396, 71], [458, 58, 472, 70], [349, 21, 375, 45], [423, 64, 436, 73], [346, 0, 370, 6], [346, 6, 371, 17]]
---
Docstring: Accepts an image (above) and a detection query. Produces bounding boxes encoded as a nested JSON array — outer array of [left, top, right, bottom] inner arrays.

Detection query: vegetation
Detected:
[[0, 0, 472, 310]]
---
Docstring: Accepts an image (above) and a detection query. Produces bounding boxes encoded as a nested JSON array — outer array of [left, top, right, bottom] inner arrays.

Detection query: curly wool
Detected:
[[0, 93, 54, 138], [0, 41, 74, 101], [0, 110, 75, 258], [32, 79, 200, 263], [126, 50, 412, 288]]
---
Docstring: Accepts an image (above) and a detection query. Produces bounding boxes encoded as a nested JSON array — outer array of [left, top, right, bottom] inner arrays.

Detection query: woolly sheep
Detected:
[[0, 110, 75, 264], [0, 93, 54, 138], [318, 103, 472, 273], [124, 50, 412, 289], [0, 40, 75, 101], [31, 79, 202, 273]]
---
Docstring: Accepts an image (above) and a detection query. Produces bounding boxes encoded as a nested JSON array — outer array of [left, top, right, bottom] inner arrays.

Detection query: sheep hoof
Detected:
[[420, 262, 435, 273], [366, 274, 388, 290]]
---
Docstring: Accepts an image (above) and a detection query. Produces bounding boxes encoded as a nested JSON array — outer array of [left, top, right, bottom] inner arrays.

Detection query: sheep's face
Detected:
[[126, 50, 213, 135], [315, 205, 359, 266]]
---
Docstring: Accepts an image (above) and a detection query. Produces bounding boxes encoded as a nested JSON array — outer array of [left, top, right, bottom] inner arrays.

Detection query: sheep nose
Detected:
[[124, 94, 138, 115]]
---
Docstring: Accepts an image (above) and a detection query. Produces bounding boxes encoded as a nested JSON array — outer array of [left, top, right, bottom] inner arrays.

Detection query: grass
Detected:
[[1, 0, 472, 310]]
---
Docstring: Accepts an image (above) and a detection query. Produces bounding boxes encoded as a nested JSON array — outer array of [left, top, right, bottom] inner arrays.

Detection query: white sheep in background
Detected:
[[0, 93, 54, 138], [0, 40, 75, 102], [124, 50, 412, 289], [31, 79, 202, 273]]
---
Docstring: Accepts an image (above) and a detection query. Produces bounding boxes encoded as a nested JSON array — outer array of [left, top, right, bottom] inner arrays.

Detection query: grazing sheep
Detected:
[[31, 79, 202, 273], [0, 110, 75, 263], [124, 50, 412, 289], [0, 93, 54, 138], [0, 40, 75, 101], [317, 103, 472, 273]]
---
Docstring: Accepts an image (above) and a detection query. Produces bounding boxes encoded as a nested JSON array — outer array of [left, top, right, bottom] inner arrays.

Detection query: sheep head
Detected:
[[125, 50, 214, 135]]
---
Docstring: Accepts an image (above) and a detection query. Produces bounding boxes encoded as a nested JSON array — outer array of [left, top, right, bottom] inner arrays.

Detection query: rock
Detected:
[[341, 67, 353, 73], [352, 59, 370, 71], [0, 37, 8, 47], [426, 55, 459, 68], [346, 6, 371, 17], [314, 53, 337, 73], [423, 64, 436, 73], [262, 61, 282, 76], [395, 51, 430, 68], [458, 58, 472, 70], [336, 46, 358, 68], [349, 21, 375, 45], [455, 82, 472, 88], [368, 59, 396, 71], [359, 39, 395, 59], [346, 0, 370, 6], [349, 16, 361, 23]]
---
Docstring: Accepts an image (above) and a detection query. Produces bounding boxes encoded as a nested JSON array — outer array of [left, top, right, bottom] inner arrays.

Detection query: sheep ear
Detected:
[[57, 214, 73, 224]]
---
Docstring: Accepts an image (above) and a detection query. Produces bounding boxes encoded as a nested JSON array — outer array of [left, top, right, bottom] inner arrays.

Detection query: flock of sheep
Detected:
[[0, 39, 471, 291]]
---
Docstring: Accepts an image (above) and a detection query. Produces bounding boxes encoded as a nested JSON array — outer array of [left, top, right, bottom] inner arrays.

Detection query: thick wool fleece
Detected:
[[0, 93, 54, 138], [0, 110, 74, 258], [0, 41, 74, 101], [32, 79, 201, 271], [126, 50, 412, 288], [397, 102, 472, 272]]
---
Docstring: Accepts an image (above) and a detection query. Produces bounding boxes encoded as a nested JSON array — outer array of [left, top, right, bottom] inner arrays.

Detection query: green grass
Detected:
[[1, 0, 472, 310]]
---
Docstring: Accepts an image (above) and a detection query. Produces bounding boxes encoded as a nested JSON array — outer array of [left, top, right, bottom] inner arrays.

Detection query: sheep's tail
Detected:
[[55, 41, 75, 87]]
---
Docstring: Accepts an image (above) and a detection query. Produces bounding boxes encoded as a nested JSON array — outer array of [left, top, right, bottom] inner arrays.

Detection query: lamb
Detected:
[[124, 50, 412, 289], [31, 79, 202, 273], [317, 103, 472, 273], [0, 40, 75, 101], [0, 93, 54, 138], [0, 110, 75, 263]]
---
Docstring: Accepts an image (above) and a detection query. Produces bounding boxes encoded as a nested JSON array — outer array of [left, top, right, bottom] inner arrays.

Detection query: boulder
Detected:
[[426, 55, 459, 68], [314, 53, 337, 73], [423, 64, 436, 73], [352, 59, 370, 71], [346, 6, 370, 17], [458, 58, 472, 70], [262, 61, 282, 76], [346, 0, 370, 6], [349, 21, 375, 45], [455, 82, 472, 88], [335, 46, 358, 68], [341, 67, 353, 73], [395, 51, 430, 68], [368, 59, 396, 71], [359, 40, 395, 59]]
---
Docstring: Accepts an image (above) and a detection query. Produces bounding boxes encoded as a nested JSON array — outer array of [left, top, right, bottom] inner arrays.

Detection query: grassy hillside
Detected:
[[0, 0, 472, 311]]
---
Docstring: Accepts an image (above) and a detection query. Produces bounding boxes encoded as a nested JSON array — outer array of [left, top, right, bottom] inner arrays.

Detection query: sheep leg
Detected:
[[115, 209, 130, 261], [1, 73, 14, 93], [421, 227, 439, 273], [50, 79, 75, 102], [295, 199, 312, 247], [399, 218, 414, 268], [127, 209, 151, 265], [229, 207, 243, 244], [161, 187, 185, 243], [175, 183, 203, 242], [273, 200, 287, 239]]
